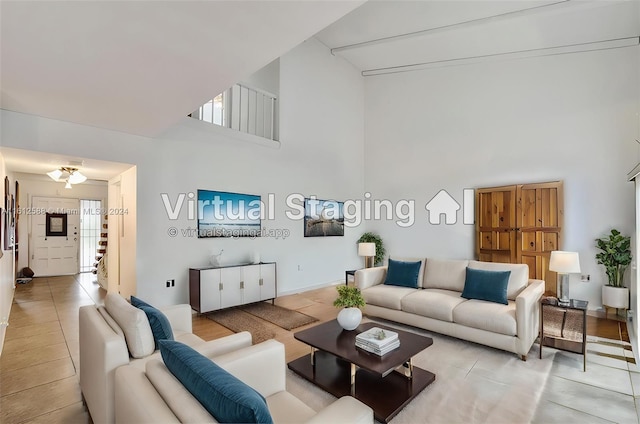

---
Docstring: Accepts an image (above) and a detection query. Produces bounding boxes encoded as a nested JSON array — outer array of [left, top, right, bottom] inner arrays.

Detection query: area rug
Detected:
[[205, 309, 276, 344], [286, 319, 638, 423], [241, 302, 318, 330]]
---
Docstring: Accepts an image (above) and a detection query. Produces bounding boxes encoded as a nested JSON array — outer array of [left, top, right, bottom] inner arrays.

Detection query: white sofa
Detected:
[[114, 339, 374, 424], [79, 295, 253, 424], [355, 259, 545, 360]]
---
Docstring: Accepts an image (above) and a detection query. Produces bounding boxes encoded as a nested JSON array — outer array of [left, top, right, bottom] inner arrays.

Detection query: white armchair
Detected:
[[114, 339, 373, 423], [79, 302, 252, 424]]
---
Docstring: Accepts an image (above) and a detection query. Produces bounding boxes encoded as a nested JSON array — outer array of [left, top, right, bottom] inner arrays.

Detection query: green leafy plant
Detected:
[[595, 229, 632, 288], [357, 232, 385, 266], [333, 285, 365, 309]]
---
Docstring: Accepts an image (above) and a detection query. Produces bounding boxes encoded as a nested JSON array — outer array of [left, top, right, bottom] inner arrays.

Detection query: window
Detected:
[[79, 200, 102, 273], [191, 83, 278, 141]]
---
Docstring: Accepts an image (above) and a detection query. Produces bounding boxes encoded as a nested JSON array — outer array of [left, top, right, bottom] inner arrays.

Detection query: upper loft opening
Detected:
[[189, 59, 279, 142]]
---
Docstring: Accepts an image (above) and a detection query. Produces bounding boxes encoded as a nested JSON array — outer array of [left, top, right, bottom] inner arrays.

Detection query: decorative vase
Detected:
[[602, 285, 629, 309], [337, 307, 362, 331]]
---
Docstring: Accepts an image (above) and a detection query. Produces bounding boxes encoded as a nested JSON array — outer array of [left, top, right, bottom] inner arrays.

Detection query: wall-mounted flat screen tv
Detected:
[[197, 190, 261, 238], [304, 198, 344, 237]]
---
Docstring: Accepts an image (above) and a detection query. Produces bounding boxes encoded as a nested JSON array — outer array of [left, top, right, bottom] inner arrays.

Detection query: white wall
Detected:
[[14, 173, 108, 273], [0, 37, 365, 306], [363, 46, 639, 309], [0, 154, 16, 354]]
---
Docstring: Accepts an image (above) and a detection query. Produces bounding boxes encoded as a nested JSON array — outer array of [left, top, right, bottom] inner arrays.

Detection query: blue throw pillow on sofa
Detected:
[[384, 259, 422, 288], [131, 296, 174, 349], [461, 268, 511, 305], [159, 340, 273, 424]]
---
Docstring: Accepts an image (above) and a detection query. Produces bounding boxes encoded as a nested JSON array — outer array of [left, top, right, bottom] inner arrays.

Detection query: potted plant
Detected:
[[596, 229, 632, 310], [333, 285, 365, 330], [358, 232, 385, 266]]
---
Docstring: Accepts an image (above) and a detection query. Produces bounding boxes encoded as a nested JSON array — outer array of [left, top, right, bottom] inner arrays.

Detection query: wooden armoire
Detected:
[[475, 181, 563, 293]]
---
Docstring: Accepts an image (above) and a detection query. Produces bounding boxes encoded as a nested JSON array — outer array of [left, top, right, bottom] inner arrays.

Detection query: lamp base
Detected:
[[557, 273, 570, 306], [364, 257, 374, 268]]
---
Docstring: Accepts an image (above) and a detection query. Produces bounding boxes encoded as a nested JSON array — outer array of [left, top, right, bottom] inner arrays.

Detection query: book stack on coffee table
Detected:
[[355, 327, 400, 356]]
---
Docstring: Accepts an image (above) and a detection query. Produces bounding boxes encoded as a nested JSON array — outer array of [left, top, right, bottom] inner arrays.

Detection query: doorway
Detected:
[[30, 197, 80, 276]]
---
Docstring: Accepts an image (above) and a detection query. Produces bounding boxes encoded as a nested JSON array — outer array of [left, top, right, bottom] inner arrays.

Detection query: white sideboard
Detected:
[[189, 262, 276, 313]]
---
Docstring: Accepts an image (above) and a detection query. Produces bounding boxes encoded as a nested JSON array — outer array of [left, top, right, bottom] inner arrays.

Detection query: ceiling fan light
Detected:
[[65, 180, 72, 189], [68, 171, 87, 184], [47, 169, 63, 181]]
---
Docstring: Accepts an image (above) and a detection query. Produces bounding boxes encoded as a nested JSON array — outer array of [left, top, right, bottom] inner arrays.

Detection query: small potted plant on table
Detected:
[[333, 285, 365, 330], [596, 229, 632, 313]]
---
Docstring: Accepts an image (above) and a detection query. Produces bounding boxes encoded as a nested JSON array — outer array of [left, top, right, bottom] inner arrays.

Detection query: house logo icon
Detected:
[[425, 190, 460, 224]]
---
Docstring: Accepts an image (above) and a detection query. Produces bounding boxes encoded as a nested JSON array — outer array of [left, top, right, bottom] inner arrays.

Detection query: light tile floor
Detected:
[[1, 275, 638, 423]]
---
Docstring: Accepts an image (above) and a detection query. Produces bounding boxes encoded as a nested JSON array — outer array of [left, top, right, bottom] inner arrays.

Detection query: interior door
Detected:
[[30, 197, 80, 276], [517, 182, 564, 293], [476, 186, 517, 263], [475, 181, 563, 293]]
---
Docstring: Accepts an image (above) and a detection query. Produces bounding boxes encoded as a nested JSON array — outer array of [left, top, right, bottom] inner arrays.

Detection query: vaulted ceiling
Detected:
[[0, 0, 365, 137], [1, 0, 637, 141], [317, 0, 639, 75]]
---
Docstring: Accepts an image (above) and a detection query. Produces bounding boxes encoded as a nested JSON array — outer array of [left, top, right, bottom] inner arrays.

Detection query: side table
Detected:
[[345, 270, 356, 285], [539, 297, 588, 371]]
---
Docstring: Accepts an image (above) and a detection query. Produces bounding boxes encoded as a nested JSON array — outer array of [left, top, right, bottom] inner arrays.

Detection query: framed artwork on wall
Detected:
[[46, 213, 68, 237], [303, 198, 344, 237], [3, 177, 14, 250]]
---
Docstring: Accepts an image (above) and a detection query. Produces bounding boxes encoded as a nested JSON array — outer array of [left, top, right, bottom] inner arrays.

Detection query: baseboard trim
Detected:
[[278, 280, 342, 297]]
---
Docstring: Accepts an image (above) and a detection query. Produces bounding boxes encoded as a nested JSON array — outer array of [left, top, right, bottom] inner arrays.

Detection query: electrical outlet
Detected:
[[166, 280, 171, 288], [297, 265, 302, 271], [171, 279, 175, 287], [580, 274, 591, 282]]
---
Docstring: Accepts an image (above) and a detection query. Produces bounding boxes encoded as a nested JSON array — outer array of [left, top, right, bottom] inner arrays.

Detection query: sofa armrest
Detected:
[[194, 331, 253, 358], [158, 304, 193, 333], [355, 266, 388, 290], [305, 396, 373, 424], [515, 279, 545, 356], [114, 365, 181, 423], [212, 339, 286, 398], [79, 305, 131, 424]]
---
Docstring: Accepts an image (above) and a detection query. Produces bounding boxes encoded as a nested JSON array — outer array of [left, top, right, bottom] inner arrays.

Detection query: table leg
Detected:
[[403, 359, 413, 379], [350, 363, 357, 396], [310, 347, 316, 366]]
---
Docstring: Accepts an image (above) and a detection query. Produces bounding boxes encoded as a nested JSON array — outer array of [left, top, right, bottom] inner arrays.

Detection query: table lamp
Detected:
[[358, 243, 376, 268], [549, 251, 581, 306]]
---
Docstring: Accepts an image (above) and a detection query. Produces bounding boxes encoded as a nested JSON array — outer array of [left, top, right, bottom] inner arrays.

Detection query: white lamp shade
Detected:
[[68, 171, 87, 184], [47, 169, 63, 181], [549, 251, 581, 273], [358, 242, 376, 257]]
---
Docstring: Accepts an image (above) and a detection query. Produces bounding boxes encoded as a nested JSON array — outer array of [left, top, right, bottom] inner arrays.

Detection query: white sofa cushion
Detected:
[[468, 260, 529, 300], [266, 391, 316, 424], [453, 299, 517, 336], [423, 258, 469, 291], [401, 289, 468, 322], [97, 306, 125, 339], [362, 285, 418, 310], [105, 293, 155, 358], [146, 359, 217, 423]]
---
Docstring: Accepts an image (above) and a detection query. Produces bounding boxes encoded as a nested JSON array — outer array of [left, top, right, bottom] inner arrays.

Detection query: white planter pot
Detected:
[[337, 307, 362, 331], [602, 285, 629, 309]]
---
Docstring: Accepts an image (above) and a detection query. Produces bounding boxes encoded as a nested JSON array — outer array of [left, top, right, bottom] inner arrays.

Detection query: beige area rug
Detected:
[[286, 319, 639, 424], [205, 303, 317, 344], [287, 335, 553, 423], [241, 302, 318, 330], [205, 309, 276, 344]]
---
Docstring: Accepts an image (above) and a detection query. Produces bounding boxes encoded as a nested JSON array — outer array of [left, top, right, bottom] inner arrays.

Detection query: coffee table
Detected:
[[288, 320, 435, 423]]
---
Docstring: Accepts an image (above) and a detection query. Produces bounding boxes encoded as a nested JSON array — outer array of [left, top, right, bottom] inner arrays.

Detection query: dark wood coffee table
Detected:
[[288, 320, 435, 423]]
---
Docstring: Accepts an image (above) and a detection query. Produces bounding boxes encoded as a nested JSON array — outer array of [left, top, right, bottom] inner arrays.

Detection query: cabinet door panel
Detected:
[[243, 265, 261, 304], [220, 267, 243, 308], [200, 269, 221, 313], [260, 264, 276, 300]]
